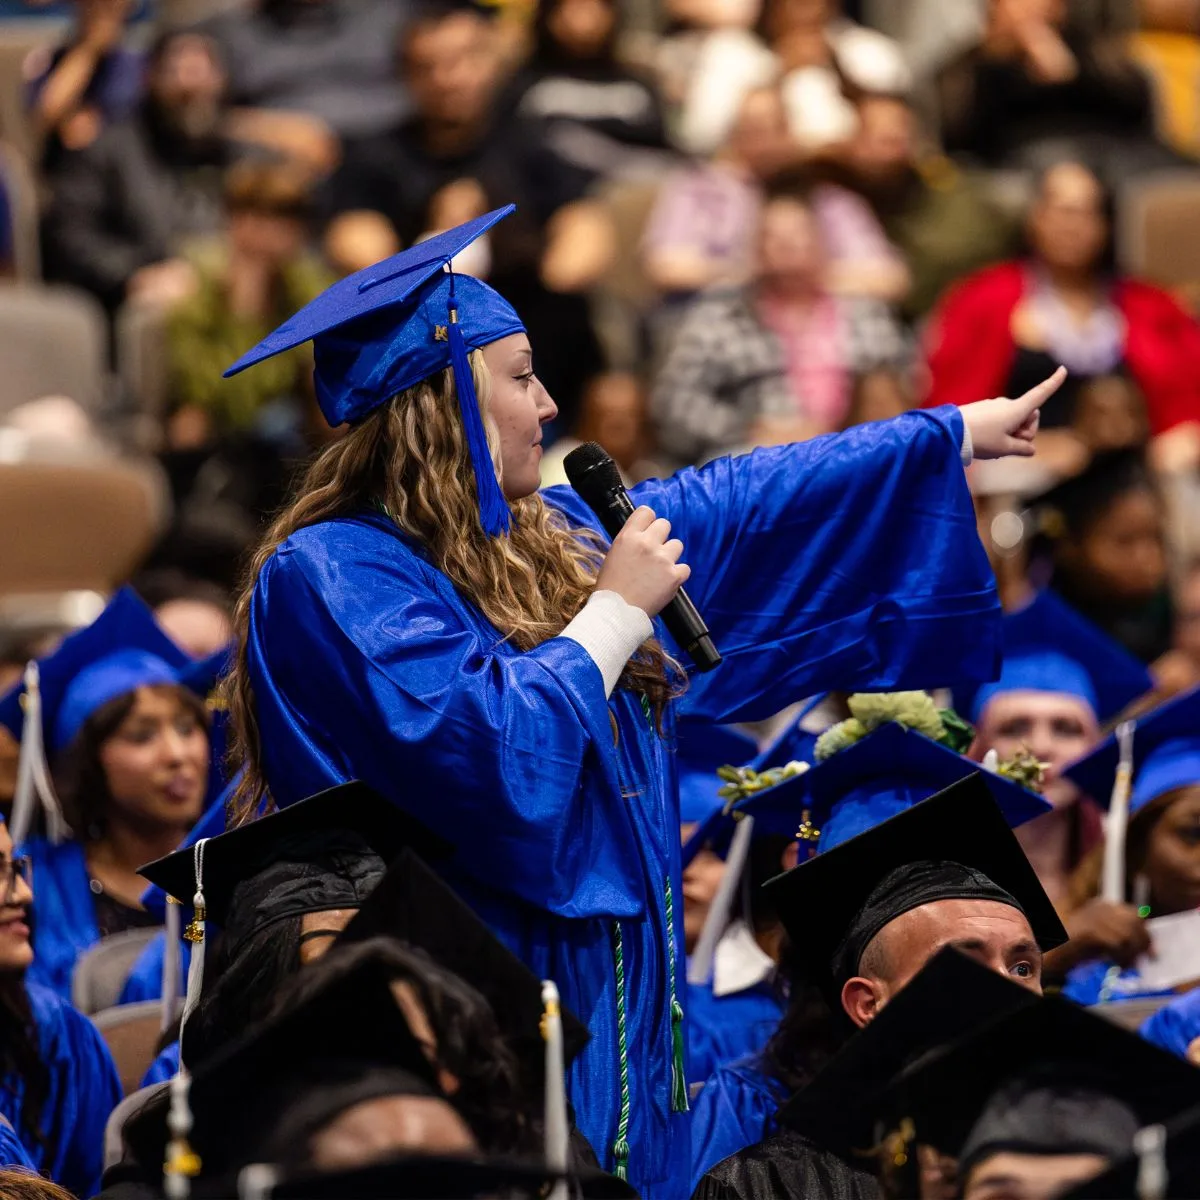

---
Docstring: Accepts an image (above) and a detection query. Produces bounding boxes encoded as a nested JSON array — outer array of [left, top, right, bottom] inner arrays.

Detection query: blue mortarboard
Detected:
[[676, 722, 759, 825], [1064, 685, 1200, 815], [958, 590, 1152, 726], [682, 722, 1050, 870], [224, 207, 525, 536], [0, 586, 190, 756]]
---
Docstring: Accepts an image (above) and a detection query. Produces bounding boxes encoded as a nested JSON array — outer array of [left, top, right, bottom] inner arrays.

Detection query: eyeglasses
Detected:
[[0, 856, 30, 906]]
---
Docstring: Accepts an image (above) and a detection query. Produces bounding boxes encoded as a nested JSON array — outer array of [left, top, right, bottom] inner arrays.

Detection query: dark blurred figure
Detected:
[[201, 0, 409, 141], [324, 3, 610, 433], [504, 0, 669, 185], [651, 178, 909, 466], [1028, 450, 1173, 664], [25, 0, 143, 173], [832, 93, 1020, 319], [938, 0, 1176, 175], [165, 160, 333, 451], [925, 161, 1200, 472], [40, 29, 230, 311], [134, 567, 233, 659]]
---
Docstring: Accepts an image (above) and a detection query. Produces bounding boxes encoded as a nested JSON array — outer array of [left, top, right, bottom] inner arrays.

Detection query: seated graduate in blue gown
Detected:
[[214, 206, 1063, 1195], [1140, 984, 1200, 1061], [0, 588, 212, 1001], [688, 706, 1057, 1192], [0, 814, 122, 1195], [1060, 685, 1200, 1006]]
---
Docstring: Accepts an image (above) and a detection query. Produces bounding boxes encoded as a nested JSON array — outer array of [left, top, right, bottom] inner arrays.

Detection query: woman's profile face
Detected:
[[0, 822, 33, 973], [481, 333, 558, 502], [1143, 786, 1200, 915], [97, 686, 209, 834]]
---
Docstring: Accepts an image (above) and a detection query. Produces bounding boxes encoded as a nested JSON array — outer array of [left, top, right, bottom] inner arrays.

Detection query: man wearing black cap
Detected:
[[691, 775, 1068, 1199]]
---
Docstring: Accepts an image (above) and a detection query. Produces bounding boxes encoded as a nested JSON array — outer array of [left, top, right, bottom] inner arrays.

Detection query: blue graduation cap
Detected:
[[224, 207, 525, 537], [957, 590, 1152, 726], [675, 721, 759, 826], [0, 587, 191, 845], [178, 642, 235, 804], [1063, 684, 1200, 816]]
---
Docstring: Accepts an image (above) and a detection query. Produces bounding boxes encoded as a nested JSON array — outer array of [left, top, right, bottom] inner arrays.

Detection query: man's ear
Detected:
[[840, 975, 884, 1029]]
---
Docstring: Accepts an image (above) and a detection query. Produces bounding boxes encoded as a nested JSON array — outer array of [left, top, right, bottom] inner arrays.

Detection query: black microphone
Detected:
[[564, 442, 722, 673]]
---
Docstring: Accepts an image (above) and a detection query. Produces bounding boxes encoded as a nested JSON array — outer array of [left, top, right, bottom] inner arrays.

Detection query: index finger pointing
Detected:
[[1013, 365, 1067, 414]]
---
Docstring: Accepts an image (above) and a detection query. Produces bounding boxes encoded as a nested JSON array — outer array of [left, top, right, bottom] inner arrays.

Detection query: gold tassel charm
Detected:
[[795, 809, 820, 843], [183, 902, 206, 944]]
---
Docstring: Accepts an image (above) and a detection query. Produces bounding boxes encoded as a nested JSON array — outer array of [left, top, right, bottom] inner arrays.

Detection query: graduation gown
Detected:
[[243, 408, 999, 1196], [1061, 957, 1177, 1006], [690, 1054, 786, 1192], [117, 932, 190, 1006], [691, 1129, 881, 1200], [1139, 987, 1200, 1058], [24, 838, 99, 1001], [686, 979, 783, 1087], [0, 1118, 35, 1172], [0, 982, 123, 1197]]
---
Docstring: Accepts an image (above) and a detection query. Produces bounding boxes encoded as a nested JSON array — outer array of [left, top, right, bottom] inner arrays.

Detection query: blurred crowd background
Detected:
[[3, 0, 1200, 700]]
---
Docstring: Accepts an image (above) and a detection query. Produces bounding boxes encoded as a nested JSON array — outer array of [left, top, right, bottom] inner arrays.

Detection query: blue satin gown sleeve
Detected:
[[0, 1118, 35, 1172], [26, 982, 122, 1197], [686, 982, 785, 1087], [23, 839, 99, 1002], [248, 517, 646, 919], [1140, 988, 1200, 1058], [689, 1055, 785, 1194], [547, 406, 999, 723], [141, 1042, 180, 1088], [117, 932, 189, 1006]]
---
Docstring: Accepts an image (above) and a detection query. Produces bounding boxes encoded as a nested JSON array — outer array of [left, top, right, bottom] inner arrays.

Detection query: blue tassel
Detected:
[[448, 299, 511, 537]]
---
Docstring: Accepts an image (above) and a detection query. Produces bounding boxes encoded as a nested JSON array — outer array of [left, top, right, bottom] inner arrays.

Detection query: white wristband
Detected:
[[561, 590, 654, 698]]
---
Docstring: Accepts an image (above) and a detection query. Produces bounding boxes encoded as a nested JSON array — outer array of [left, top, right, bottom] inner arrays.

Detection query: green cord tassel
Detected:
[[612, 1137, 630, 1182], [670, 997, 688, 1113], [611, 921, 633, 1179]]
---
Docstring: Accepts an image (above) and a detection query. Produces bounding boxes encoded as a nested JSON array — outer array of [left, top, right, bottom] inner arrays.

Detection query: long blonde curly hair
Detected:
[[226, 350, 682, 823]]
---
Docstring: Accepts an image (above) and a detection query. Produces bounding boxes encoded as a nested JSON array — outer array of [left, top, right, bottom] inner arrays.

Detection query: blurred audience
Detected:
[[505, 0, 670, 186], [651, 176, 909, 466], [201, 0, 408, 141], [821, 92, 1019, 318], [324, 2, 610, 433], [938, 0, 1173, 175], [165, 160, 331, 450], [924, 161, 1200, 472], [135, 567, 232, 658], [40, 28, 231, 311], [25, 0, 143, 173]]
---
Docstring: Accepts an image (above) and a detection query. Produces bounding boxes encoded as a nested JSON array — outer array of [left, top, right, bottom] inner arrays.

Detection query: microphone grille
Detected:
[[564, 441, 621, 495]]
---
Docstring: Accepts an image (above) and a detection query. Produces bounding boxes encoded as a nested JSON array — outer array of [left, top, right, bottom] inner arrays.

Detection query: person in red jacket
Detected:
[[924, 160, 1200, 470]]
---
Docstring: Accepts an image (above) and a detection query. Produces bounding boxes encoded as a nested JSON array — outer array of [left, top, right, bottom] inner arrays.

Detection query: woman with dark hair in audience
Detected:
[[924, 161, 1200, 471], [0, 816, 122, 1197], [0, 589, 209, 1000], [504, 0, 668, 186]]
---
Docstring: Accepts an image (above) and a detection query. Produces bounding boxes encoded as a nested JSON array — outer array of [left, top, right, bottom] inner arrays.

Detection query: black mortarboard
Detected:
[[337, 849, 589, 1093], [890, 995, 1200, 1180], [1060, 1105, 1200, 1199], [778, 948, 1040, 1153], [126, 952, 441, 1179], [763, 774, 1067, 998], [139, 781, 449, 956], [262, 1153, 638, 1199]]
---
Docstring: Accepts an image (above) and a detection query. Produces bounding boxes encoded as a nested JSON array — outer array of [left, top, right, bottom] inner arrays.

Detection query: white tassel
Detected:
[[687, 815, 755, 987], [163, 1066, 199, 1199], [161, 898, 182, 1035], [1102, 721, 1137, 904], [541, 980, 569, 1200], [1134, 1124, 1167, 1200], [180, 838, 209, 1041], [10, 663, 69, 848], [237, 1164, 280, 1200]]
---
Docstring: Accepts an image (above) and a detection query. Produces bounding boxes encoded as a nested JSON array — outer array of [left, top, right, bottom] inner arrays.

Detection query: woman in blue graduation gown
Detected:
[[0, 817, 122, 1196], [218, 208, 1063, 1196], [0, 590, 212, 1000]]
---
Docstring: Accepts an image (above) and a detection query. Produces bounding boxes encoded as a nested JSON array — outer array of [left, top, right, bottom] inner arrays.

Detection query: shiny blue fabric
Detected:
[[1061, 958, 1176, 1006], [686, 979, 784, 1086], [1140, 987, 1200, 1058], [142, 1041, 180, 1088], [242, 406, 999, 1196], [0, 981, 122, 1196], [0, 1120, 35, 1172], [689, 1054, 786, 1193], [118, 931, 190, 1006], [1131, 739, 1200, 815], [970, 652, 1097, 724], [24, 838, 97, 1001]]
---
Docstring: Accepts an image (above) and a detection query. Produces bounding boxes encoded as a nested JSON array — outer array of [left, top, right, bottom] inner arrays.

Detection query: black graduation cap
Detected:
[[258, 1153, 638, 1200], [337, 849, 590, 1091], [126, 951, 441, 1179], [889, 995, 1200, 1178], [762, 774, 1067, 999], [1059, 1104, 1200, 1199], [778, 948, 1040, 1153], [138, 781, 450, 955]]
